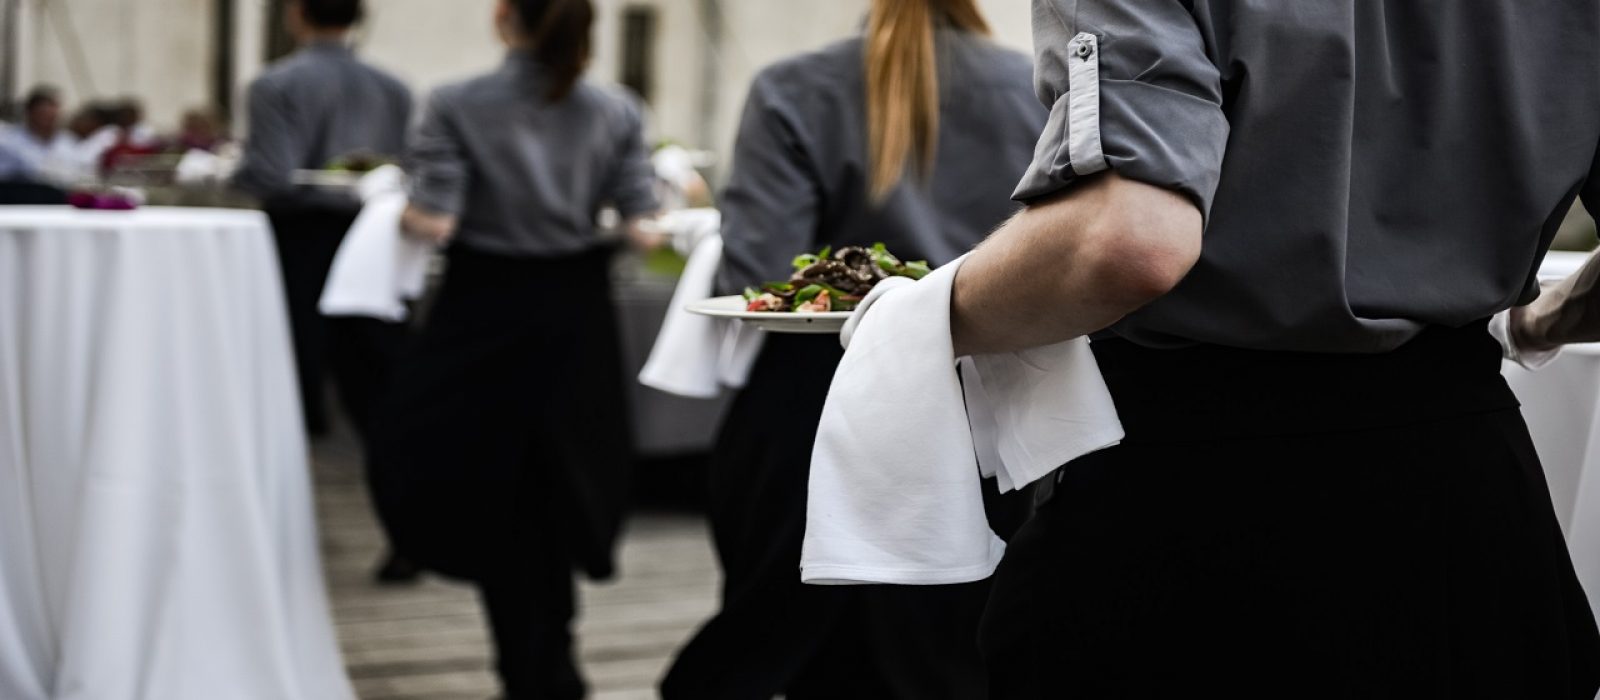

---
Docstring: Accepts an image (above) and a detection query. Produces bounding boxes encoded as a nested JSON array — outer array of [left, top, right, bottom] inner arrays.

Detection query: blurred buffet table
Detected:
[[0, 207, 353, 700]]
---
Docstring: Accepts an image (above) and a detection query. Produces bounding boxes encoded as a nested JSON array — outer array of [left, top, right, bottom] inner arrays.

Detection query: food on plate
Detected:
[[742, 244, 931, 313], [325, 152, 393, 173]]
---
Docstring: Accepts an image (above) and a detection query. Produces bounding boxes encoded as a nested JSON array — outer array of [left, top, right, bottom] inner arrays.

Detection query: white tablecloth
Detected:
[[0, 207, 353, 700], [1507, 343, 1600, 620], [1504, 250, 1600, 622]]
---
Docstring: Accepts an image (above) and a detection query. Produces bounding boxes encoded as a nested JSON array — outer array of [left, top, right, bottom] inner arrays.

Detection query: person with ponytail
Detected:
[[660, 1, 1045, 697], [366, 0, 660, 697]]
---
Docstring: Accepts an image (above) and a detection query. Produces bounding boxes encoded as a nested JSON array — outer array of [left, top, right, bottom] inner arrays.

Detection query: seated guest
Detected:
[[111, 99, 160, 148], [0, 86, 77, 184], [177, 109, 226, 152], [67, 105, 120, 174], [98, 99, 166, 174], [0, 86, 74, 204]]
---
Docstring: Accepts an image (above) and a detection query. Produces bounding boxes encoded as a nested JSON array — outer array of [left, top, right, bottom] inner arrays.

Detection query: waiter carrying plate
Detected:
[[235, 0, 412, 444], [233, 0, 417, 583], [940, 1, 1600, 697]]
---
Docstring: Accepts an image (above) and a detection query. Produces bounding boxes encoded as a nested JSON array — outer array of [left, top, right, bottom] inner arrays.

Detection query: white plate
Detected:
[[290, 170, 362, 189], [686, 296, 851, 334]]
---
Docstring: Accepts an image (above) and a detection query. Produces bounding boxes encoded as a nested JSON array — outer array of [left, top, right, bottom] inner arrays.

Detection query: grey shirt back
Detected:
[[1020, 0, 1600, 353], [406, 53, 660, 258], [233, 41, 413, 207], [718, 31, 1047, 292]]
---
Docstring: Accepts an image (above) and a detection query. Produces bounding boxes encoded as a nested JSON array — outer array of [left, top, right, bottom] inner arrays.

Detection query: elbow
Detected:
[[1075, 210, 1202, 313]]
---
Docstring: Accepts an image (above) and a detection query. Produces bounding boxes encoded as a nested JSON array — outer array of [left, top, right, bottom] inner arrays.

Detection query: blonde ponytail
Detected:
[[865, 0, 990, 201]]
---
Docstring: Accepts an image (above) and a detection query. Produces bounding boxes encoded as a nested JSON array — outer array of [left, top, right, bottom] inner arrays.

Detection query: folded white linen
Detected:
[[1490, 309, 1563, 371], [318, 165, 433, 322], [174, 149, 225, 184], [639, 212, 764, 399], [802, 255, 1124, 585]]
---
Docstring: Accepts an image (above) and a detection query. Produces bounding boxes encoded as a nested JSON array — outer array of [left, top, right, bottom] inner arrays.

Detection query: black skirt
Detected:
[[980, 321, 1600, 698], [367, 246, 632, 582]]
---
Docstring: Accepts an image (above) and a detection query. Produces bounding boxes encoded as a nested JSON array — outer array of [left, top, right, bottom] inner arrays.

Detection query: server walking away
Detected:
[[365, 1, 663, 698], [661, 1, 1045, 698], [233, 0, 413, 444]]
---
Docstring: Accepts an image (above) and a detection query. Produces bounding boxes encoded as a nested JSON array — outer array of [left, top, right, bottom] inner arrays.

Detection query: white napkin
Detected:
[[639, 213, 764, 398], [174, 149, 225, 184], [318, 165, 433, 322], [801, 255, 1124, 585]]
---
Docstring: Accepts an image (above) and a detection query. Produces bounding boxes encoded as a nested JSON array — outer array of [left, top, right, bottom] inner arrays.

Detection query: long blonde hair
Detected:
[[866, 0, 991, 201]]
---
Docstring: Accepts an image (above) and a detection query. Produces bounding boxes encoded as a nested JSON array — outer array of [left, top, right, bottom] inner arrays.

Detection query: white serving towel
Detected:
[[802, 255, 1125, 585], [638, 210, 764, 398], [174, 148, 226, 184], [318, 165, 433, 322]]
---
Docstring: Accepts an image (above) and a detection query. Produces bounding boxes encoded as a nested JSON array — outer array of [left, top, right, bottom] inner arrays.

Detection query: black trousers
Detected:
[[478, 483, 586, 700], [265, 205, 407, 441], [0, 180, 67, 205], [662, 335, 1024, 700], [981, 323, 1600, 699]]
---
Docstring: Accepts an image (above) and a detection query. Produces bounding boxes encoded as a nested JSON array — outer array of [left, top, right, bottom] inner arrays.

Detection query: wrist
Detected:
[[1511, 304, 1559, 353]]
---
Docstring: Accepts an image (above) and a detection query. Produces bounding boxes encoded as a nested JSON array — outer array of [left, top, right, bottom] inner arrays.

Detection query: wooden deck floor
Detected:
[[312, 432, 719, 699]]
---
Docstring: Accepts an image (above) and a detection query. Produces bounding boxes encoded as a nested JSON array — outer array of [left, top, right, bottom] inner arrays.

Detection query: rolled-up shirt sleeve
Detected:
[[715, 76, 822, 293], [406, 91, 470, 217], [603, 96, 662, 220], [1014, 0, 1229, 216]]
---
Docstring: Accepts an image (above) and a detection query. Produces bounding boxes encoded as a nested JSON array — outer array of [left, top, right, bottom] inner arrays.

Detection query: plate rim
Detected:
[[685, 295, 853, 322]]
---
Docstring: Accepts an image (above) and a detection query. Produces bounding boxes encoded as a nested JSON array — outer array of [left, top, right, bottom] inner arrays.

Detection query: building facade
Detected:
[[7, 0, 1031, 172]]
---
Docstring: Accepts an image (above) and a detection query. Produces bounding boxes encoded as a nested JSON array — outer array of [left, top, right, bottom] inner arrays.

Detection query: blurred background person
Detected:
[[658, 0, 1045, 697], [112, 98, 160, 148], [365, 0, 662, 695], [0, 86, 73, 180], [232, 0, 411, 444], [96, 99, 167, 173], [177, 108, 227, 152], [66, 108, 105, 142], [231, 0, 416, 584], [67, 103, 122, 174], [0, 86, 75, 204]]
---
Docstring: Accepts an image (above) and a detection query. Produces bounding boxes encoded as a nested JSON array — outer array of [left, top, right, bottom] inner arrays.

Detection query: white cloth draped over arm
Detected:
[[318, 165, 434, 322], [639, 210, 765, 398], [802, 256, 1123, 586]]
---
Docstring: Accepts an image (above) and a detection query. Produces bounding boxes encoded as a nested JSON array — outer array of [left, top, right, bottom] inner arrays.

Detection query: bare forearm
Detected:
[[1515, 251, 1600, 351], [951, 174, 1202, 356], [402, 205, 458, 245], [625, 214, 666, 252]]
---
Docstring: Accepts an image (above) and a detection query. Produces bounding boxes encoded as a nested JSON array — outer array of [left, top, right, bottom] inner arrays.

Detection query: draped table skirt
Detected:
[[0, 207, 353, 700]]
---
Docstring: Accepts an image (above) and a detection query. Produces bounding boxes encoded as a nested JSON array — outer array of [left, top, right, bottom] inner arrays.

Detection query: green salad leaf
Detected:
[[794, 284, 827, 306]]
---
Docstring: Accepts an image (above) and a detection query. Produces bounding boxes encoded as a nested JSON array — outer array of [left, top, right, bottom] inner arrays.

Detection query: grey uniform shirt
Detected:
[[407, 52, 660, 258], [233, 41, 413, 207], [1021, 0, 1600, 353], [718, 30, 1047, 292]]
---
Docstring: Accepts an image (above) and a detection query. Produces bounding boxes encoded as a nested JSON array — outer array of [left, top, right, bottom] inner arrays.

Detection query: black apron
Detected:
[[368, 245, 632, 582], [980, 321, 1600, 698]]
